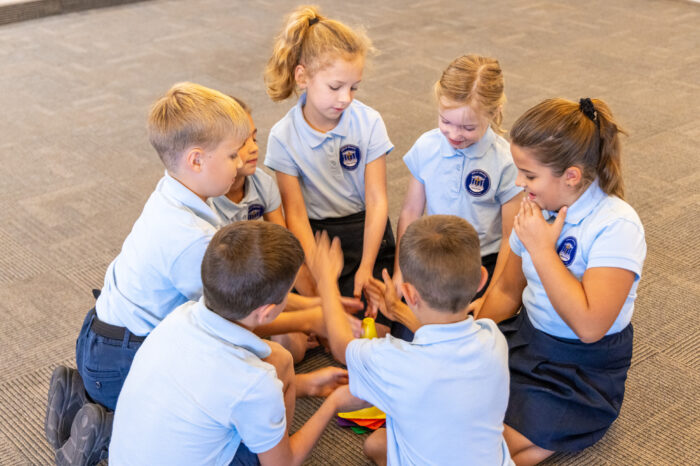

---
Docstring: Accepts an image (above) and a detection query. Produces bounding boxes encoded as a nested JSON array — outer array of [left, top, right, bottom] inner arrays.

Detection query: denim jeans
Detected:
[[75, 308, 143, 411]]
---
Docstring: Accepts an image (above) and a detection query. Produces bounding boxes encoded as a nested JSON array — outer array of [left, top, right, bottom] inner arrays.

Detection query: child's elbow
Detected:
[[576, 328, 607, 344]]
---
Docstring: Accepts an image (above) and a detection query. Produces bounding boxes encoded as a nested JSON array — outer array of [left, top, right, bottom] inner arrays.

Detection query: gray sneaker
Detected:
[[45, 365, 88, 449], [55, 403, 113, 466]]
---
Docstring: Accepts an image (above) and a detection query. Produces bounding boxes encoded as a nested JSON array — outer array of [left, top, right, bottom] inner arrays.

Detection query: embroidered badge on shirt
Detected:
[[339, 144, 361, 171], [557, 237, 577, 266], [247, 204, 264, 220], [465, 169, 490, 196]]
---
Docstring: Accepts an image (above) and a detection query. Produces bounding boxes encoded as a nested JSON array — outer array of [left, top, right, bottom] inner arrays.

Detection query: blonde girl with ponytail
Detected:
[[264, 5, 395, 330]]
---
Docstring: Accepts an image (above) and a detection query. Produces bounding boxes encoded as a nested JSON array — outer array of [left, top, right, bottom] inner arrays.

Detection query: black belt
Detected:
[[89, 290, 147, 343]]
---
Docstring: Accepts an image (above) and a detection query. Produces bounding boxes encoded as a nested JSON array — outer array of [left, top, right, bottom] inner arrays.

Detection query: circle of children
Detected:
[[43, 5, 647, 466]]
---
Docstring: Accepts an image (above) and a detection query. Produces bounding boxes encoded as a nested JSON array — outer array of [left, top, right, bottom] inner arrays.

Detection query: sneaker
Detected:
[[45, 365, 88, 449], [55, 403, 113, 466]]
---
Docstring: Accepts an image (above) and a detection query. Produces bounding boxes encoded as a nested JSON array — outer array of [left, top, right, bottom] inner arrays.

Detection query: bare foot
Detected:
[[295, 367, 348, 398]]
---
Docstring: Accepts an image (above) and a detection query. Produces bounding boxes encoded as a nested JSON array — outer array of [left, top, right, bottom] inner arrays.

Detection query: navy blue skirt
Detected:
[[309, 211, 395, 327], [499, 309, 633, 452]]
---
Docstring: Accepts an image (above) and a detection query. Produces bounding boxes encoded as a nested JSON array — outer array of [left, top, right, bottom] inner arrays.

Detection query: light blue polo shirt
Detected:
[[264, 94, 394, 219], [212, 169, 282, 222], [96, 171, 224, 336], [510, 180, 647, 339], [346, 317, 512, 466], [110, 298, 286, 466], [403, 128, 522, 256]]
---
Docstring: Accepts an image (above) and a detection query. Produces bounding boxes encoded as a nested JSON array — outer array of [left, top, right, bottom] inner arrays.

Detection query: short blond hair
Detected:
[[264, 5, 372, 102], [147, 82, 250, 170], [434, 54, 507, 135]]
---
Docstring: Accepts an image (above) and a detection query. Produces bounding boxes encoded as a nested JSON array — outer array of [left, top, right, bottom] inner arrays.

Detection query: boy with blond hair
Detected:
[[311, 215, 513, 465], [44, 83, 330, 465]]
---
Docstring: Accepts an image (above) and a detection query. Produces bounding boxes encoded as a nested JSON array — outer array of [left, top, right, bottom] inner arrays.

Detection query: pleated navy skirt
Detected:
[[499, 308, 633, 452]]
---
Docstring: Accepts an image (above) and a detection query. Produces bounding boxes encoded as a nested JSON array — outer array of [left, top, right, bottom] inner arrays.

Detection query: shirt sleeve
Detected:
[[230, 373, 286, 454], [495, 158, 522, 205], [587, 219, 646, 278], [169, 235, 210, 300], [263, 173, 282, 213], [365, 115, 394, 164], [402, 140, 424, 184], [345, 338, 394, 414], [264, 134, 299, 177], [509, 229, 523, 257]]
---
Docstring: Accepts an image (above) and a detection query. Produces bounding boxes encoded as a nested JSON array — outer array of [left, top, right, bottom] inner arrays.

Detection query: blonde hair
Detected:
[[148, 82, 250, 170], [434, 54, 506, 135], [510, 98, 627, 199], [264, 5, 372, 102]]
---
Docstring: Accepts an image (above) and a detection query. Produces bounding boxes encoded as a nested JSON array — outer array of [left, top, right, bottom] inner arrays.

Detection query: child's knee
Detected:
[[270, 332, 307, 364], [363, 428, 387, 466], [265, 340, 294, 383]]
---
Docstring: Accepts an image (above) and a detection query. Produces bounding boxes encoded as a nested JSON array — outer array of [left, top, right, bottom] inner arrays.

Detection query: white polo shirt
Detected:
[[110, 298, 286, 466], [510, 180, 647, 339], [212, 169, 282, 222], [96, 171, 224, 336], [264, 94, 393, 219], [346, 317, 512, 466], [403, 127, 522, 256]]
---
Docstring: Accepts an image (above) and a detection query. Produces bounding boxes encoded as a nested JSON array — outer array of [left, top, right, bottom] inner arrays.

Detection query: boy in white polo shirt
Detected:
[[311, 215, 513, 466], [44, 83, 331, 465], [110, 222, 360, 466]]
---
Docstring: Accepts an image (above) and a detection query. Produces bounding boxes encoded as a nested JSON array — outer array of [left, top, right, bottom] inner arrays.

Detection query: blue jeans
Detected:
[[75, 308, 143, 411]]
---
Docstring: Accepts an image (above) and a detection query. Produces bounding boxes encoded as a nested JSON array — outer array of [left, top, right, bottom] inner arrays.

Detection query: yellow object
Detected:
[[338, 406, 386, 420], [362, 317, 377, 339]]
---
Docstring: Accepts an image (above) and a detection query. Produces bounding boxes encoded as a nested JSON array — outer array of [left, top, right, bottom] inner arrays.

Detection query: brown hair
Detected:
[[148, 82, 249, 170], [434, 54, 506, 135], [399, 215, 482, 313], [264, 5, 372, 101], [201, 222, 304, 321], [510, 98, 626, 198]]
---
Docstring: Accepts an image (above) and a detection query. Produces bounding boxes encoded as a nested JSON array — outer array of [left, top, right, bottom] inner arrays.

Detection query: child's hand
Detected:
[[296, 367, 349, 398], [353, 264, 373, 300], [329, 385, 372, 413], [467, 297, 484, 318], [309, 231, 344, 285], [392, 269, 404, 299], [514, 198, 568, 255], [364, 269, 407, 322], [340, 296, 365, 314]]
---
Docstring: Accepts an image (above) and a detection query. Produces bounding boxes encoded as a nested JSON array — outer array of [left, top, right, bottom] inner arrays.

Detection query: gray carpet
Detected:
[[1, 0, 699, 464]]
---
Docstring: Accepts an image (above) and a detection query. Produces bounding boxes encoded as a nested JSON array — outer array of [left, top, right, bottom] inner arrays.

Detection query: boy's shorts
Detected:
[[75, 292, 145, 410], [229, 442, 260, 466]]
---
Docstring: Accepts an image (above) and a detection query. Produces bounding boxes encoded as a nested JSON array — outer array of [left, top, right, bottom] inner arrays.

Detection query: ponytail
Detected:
[[510, 97, 627, 198], [264, 5, 372, 102]]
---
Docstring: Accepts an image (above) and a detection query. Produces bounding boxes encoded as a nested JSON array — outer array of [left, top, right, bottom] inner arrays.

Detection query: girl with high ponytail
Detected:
[[478, 97, 647, 464], [264, 5, 396, 330]]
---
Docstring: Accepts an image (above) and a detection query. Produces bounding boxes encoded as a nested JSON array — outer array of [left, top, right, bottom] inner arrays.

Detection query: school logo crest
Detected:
[[247, 204, 264, 220], [465, 169, 490, 196], [339, 144, 361, 171], [557, 236, 577, 266]]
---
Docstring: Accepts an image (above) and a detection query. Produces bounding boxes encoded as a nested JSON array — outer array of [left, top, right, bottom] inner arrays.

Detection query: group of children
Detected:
[[43, 4, 646, 466]]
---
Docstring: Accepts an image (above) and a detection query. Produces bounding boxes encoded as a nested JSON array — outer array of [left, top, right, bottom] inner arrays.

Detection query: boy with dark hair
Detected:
[[311, 215, 513, 465], [110, 222, 360, 465]]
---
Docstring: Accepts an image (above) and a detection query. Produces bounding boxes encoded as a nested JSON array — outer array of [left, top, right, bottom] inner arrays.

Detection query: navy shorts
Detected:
[[229, 442, 260, 466], [499, 309, 633, 452], [75, 307, 145, 411], [310, 211, 395, 327]]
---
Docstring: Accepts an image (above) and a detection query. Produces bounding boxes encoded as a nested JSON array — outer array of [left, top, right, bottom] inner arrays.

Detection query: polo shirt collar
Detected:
[[191, 297, 272, 359], [543, 179, 606, 225], [441, 126, 496, 159], [292, 93, 349, 149], [411, 316, 479, 345], [161, 171, 223, 228]]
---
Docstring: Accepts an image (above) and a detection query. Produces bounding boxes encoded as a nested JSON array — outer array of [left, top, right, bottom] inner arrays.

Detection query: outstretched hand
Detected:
[[514, 198, 568, 255], [364, 269, 411, 322], [309, 231, 344, 286]]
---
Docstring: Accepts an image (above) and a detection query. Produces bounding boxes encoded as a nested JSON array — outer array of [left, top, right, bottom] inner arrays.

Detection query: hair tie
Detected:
[[579, 98, 600, 128], [308, 17, 320, 27]]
